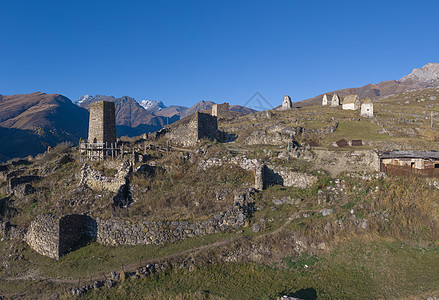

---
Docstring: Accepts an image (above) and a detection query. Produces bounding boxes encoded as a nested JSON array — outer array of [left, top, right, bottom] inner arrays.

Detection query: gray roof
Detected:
[[378, 150, 439, 159]]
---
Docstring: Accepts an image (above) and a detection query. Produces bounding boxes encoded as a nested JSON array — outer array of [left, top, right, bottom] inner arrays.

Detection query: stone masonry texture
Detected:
[[88, 101, 117, 144]]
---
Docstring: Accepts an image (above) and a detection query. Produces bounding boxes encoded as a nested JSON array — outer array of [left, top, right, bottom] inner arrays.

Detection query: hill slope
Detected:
[[296, 63, 439, 107], [0, 92, 89, 161]]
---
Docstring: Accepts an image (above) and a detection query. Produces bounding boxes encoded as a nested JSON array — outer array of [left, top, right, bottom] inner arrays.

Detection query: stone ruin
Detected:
[[164, 111, 219, 147], [212, 102, 230, 119], [24, 190, 255, 259], [24, 214, 97, 259], [322, 94, 328, 106]]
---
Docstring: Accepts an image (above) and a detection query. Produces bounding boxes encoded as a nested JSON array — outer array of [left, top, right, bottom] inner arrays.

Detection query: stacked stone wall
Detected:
[[165, 121, 198, 147], [25, 214, 97, 259], [212, 103, 230, 119], [266, 166, 317, 189], [96, 200, 249, 245], [25, 215, 60, 259], [165, 112, 219, 146], [79, 161, 132, 193], [313, 149, 380, 176], [196, 112, 218, 141], [59, 215, 97, 256], [25, 190, 255, 258]]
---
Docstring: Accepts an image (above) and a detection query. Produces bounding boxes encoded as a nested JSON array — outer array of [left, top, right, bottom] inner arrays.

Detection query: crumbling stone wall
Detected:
[[196, 112, 219, 141], [25, 190, 255, 258], [198, 156, 316, 190], [88, 101, 117, 144], [212, 103, 230, 119], [25, 215, 60, 259], [79, 161, 132, 193], [97, 205, 246, 246], [266, 166, 317, 189], [254, 164, 266, 190], [313, 149, 380, 176], [25, 214, 97, 259], [59, 215, 97, 256], [165, 112, 219, 147]]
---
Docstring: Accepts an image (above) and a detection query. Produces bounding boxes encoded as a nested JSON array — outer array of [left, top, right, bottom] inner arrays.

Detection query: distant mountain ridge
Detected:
[[75, 94, 256, 130], [295, 63, 439, 107], [0, 91, 259, 161], [0, 92, 89, 161]]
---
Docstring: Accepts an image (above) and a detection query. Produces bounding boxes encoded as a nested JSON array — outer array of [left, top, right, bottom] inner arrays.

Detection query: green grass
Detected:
[[79, 236, 439, 299], [0, 233, 237, 281]]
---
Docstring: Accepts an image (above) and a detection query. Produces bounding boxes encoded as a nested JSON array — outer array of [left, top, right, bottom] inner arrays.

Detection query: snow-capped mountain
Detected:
[[76, 94, 93, 105], [139, 100, 167, 112]]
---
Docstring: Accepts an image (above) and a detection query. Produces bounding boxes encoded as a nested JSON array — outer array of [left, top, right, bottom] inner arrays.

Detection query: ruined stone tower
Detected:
[[212, 103, 230, 119], [88, 101, 117, 144]]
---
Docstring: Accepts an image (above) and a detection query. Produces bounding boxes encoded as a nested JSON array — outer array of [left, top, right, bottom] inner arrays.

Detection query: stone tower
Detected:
[[282, 95, 292, 109], [212, 103, 230, 119], [322, 94, 328, 106], [88, 101, 117, 144]]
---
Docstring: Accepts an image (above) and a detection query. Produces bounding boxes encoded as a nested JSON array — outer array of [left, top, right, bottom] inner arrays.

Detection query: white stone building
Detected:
[[342, 95, 361, 110], [330, 94, 340, 107], [282, 95, 292, 110], [360, 99, 374, 117], [322, 94, 328, 106]]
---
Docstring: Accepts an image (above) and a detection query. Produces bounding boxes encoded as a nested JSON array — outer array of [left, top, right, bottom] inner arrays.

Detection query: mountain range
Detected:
[[0, 92, 88, 160], [0, 92, 255, 161], [1, 63, 438, 162]]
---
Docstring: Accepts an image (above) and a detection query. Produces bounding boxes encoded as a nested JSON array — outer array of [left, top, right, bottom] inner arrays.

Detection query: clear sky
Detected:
[[1, 0, 438, 108]]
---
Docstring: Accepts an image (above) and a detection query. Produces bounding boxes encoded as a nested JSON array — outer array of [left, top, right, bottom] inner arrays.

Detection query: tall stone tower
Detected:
[[88, 101, 117, 144]]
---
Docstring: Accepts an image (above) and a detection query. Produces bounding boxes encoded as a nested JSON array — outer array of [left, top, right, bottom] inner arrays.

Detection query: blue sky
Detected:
[[1, 0, 438, 108]]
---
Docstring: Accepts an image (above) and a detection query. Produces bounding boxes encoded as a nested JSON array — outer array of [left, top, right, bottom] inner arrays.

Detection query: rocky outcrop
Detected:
[[400, 63, 439, 86]]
